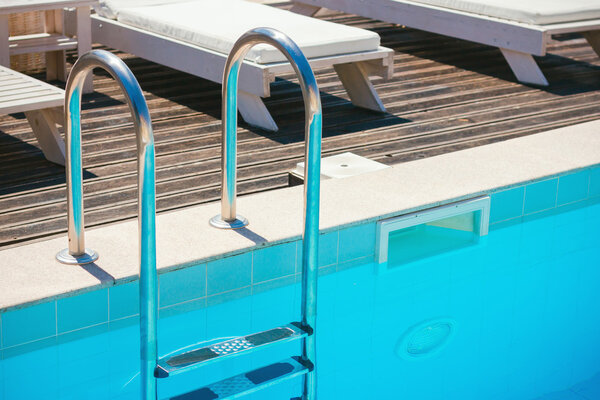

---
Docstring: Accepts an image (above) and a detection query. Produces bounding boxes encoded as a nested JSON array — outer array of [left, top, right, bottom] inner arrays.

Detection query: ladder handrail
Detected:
[[210, 27, 322, 400], [55, 50, 158, 400]]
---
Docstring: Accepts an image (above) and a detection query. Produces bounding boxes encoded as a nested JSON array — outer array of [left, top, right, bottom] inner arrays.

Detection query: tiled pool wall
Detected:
[[1, 165, 599, 358]]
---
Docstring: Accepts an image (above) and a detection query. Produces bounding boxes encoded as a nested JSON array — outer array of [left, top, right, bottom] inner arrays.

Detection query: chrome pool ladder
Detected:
[[56, 49, 159, 399], [57, 27, 321, 399], [157, 28, 322, 400]]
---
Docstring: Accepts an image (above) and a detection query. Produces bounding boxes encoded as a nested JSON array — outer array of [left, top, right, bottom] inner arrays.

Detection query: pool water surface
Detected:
[[1, 201, 599, 400]]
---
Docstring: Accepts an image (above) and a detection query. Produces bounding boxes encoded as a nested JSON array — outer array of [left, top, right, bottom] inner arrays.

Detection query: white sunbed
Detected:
[[90, 0, 394, 131], [290, 0, 600, 86]]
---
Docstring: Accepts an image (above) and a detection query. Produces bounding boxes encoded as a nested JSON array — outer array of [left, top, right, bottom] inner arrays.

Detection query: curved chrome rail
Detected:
[[55, 50, 158, 400], [209, 27, 322, 400]]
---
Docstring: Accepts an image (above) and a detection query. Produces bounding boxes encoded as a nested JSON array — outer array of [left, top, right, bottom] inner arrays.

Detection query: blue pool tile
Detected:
[[252, 275, 296, 295], [337, 256, 373, 272], [2, 338, 59, 399], [0, 355, 3, 400], [57, 289, 108, 334], [2, 336, 57, 359], [109, 281, 139, 320], [296, 231, 339, 272], [206, 287, 252, 308], [490, 186, 524, 223], [159, 298, 206, 319], [524, 179, 558, 214], [108, 315, 138, 331], [205, 292, 252, 338], [253, 242, 296, 284], [2, 302, 56, 347], [207, 253, 252, 296], [590, 167, 600, 198], [159, 264, 206, 308], [557, 171, 590, 206], [57, 323, 109, 347], [318, 231, 338, 267], [338, 223, 376, 263]]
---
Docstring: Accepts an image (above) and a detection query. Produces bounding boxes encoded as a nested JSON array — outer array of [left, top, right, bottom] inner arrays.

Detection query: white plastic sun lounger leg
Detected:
[[583, 31, 600, 58], [238, 90, 279, 132], [0, 14, 9, 67], [500, 48, 549, 86], [76, 6, 94, 93], [24, 108, 66, 166], [46, 50, 67, 81], [45, 10, 68, 82], [289, 2, 321, 17], [334, 62, 386, 112]]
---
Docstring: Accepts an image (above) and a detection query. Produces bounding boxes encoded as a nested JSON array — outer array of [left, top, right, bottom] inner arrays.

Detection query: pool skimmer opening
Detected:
[[396, 318, 457, 360]]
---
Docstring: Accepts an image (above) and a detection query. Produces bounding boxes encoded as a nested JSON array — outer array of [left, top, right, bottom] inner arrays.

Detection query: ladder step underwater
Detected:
[[166, 357, 312, 400], [155, 323, 310, 378], [154, 27, 323, 400], [60, 30, 323, 400]]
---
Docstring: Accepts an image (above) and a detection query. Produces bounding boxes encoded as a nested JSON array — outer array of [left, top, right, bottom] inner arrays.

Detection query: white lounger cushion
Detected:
[[411, 0, 600, 25], [95, 0, 185, 19], [96, 0, 380, 64]]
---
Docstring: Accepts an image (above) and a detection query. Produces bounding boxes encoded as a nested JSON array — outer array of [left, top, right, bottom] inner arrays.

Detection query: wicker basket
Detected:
[[9, 11, 46, 74]]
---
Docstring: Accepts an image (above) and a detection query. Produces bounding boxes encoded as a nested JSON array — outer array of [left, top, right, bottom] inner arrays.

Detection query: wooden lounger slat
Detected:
[[0, 65, 65, 165]]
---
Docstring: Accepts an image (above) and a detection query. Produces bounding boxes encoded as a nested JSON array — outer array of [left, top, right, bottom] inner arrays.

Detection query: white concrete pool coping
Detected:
[[1, 120, 600, 312]]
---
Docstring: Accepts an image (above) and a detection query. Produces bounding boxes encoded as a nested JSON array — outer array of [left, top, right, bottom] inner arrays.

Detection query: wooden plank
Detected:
[[2, 85, 598, 220]]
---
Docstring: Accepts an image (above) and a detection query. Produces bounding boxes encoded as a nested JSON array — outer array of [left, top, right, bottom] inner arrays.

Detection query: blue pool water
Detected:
[[1, 201, 600, 399]]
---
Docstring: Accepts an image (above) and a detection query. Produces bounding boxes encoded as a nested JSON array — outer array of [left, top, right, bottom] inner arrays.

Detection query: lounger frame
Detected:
[[291, 0, 600, 86], [91, 14, 394, 131]]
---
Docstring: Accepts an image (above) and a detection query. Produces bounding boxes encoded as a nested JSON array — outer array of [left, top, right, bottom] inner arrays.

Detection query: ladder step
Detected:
[[155, 323, 309, 378], [167, 357, 311, 400]]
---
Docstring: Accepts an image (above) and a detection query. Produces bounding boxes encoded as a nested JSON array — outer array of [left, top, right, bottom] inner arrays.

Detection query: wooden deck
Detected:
[[1, 8, 600, 248]]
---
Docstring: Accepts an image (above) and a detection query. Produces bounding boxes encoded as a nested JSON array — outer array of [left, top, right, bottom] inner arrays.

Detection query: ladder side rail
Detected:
[[211, 27, 322, 400], [55, 49, 158, 400]]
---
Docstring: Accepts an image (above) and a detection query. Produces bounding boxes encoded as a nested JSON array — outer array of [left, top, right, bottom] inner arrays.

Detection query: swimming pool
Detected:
[[1, 195, 599, 399]]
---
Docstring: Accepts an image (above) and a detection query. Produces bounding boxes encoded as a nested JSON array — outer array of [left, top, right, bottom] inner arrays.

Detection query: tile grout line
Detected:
[[57, 321, 108, 337], [555, 176, 560, 208], [587, 169, 592, 200], [161, 296, 207, 313], [54, 300, 58, 337], [2, 333, 57, 351], [335, 229, 340, 271], [520, 184, 526, 217], [335, 229, 340, 266], [107, 285, 111, 323]]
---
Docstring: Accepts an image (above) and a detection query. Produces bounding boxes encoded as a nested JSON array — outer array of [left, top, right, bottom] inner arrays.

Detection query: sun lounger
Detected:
[[91, 0, 394, 131], [290, 0, 600, 86], [0, 65, 65, 165]]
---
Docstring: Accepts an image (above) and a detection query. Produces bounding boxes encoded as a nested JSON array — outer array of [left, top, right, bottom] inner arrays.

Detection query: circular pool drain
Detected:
[[396, 318, 457, 360]]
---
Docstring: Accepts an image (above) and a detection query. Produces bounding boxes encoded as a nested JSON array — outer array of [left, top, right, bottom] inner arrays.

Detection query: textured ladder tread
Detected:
[[156, 323, 308, 377], [167, 357, 309, 400]]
